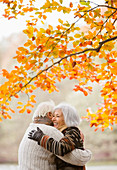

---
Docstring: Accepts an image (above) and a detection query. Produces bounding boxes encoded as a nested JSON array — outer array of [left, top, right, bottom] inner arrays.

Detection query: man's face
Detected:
[[52, 109, 65, 129]]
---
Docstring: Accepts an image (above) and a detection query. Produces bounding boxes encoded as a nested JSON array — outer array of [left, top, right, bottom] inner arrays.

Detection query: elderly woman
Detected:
[[28, 103, 86, 170]]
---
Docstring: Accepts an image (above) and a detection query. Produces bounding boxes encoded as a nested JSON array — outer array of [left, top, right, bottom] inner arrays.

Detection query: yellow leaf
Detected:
[[41, 20, 44, 24], [48, 25, 53, 30], [74, 34, 81, 38], [58, 18, 63, 24], [17, 106, 22, 109], [18, 102, 23, 105], [40, 28, 45, 33]]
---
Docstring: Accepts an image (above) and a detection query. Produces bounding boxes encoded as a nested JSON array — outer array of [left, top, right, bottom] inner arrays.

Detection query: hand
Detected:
[[28, 127, 44, 142]]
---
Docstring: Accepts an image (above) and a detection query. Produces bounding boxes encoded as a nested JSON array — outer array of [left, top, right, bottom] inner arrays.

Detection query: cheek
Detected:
[[62, 120, 65, 124], [52, 117, 54, 121], [60, 118, 65, 125]]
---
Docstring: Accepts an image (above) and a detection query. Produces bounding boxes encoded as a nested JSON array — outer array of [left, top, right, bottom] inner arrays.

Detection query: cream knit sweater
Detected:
[[18, 123, 64, 170]]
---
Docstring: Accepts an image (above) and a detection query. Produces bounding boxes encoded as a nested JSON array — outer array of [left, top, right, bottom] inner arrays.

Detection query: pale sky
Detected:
[[0, 0, 104, 40]]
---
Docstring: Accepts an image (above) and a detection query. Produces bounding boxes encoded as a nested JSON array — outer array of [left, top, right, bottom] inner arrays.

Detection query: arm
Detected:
[[28, 127, 84, 156], [57, 148, 92, 166], [28, 126, 92, 166]]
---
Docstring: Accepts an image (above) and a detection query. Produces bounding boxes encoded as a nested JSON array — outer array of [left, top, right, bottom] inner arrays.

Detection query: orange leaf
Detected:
[[83, 90, 88, 96], [30, 44, 36, 50], [20, 0, 23, 3], [9, 108, 15, 113], [43, 15, 47, 20], [44, 58, 49, 63], [19, 108, 26, 113], [7, 114, 12, 119], [108, 59, 116, 63], [27, 109, 31, 114], [46, 29, 51, 35], [15, 94, 19, 98], [69, 2, 73, 8]]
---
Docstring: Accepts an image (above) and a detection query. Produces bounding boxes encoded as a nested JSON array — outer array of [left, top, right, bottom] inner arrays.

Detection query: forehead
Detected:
[[54, 109, 62, 115]]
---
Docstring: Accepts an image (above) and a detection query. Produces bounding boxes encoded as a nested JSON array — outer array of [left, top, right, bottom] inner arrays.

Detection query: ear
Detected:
[[47, 112, 53, 119]]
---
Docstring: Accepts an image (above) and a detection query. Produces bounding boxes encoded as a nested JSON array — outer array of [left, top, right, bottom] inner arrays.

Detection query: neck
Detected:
[[33, 116, 53, 126], [58, 124, 67, 132]]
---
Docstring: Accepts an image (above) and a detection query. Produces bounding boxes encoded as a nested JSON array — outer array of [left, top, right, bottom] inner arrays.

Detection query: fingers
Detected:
[[28, 132, 33, 135], [28, 136, 32, 139], [30, 130, 35, 133], [28, 133, 33, 138], [28, 127, 44, 142], [28, 129, 36, 139], [37, 127, 40, 131], [37, 127, 43, 133]]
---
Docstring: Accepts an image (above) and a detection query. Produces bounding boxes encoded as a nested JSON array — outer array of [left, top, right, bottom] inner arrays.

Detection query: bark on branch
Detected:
[[11, 35, 117, 98]]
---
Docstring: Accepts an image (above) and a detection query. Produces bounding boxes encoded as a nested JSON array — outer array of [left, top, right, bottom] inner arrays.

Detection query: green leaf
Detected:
[[73, 40, 79, 47], [69, 36, 74, 41], [80, 0, 90, 6]]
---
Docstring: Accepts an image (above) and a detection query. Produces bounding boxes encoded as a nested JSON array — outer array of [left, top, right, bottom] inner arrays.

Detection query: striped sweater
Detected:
[[38, 126, 85, 169], [18, 124, 91, 170], [39, 127, 84, 156]]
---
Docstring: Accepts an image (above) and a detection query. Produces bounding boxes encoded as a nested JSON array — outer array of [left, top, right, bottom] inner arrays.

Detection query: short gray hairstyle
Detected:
[[32, 100, 55, 121], [54, 103, 80, 127]]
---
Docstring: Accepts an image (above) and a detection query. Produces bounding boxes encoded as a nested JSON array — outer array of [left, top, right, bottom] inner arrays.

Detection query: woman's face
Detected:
[[52, 109, 65, 129]]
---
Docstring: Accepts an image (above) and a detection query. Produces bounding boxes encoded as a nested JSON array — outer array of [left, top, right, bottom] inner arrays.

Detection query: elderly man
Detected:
[[18, 100, 91, 170]]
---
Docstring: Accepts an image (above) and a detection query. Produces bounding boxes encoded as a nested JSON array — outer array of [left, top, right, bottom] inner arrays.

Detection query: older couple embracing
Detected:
[[18, 100, 92, 170]]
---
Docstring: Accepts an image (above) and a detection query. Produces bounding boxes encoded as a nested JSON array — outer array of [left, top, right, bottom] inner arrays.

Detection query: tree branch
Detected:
[[7, 35, 117, 100], [94, 9, 117, 38]]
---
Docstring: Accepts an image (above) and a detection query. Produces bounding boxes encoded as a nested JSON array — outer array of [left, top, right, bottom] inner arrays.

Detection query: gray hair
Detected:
[[53, 103, 80, 127], [32, 100, 55, 121]]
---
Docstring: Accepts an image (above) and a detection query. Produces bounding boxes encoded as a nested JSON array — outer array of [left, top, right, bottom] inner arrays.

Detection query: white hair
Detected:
[[54, 103, 80, 127], [32, 100, 55, 121]]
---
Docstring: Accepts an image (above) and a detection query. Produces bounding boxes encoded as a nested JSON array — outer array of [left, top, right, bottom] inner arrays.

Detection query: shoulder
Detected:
[[29, 123, 64, 140], [62, 126, 80, 134]]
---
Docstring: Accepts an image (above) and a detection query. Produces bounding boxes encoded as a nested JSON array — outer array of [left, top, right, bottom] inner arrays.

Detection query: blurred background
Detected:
[[0, 31, 117, 168], [0, 19, 117, 169]]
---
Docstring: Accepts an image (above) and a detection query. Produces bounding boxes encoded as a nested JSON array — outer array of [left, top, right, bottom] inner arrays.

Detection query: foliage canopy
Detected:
[[0, 0, 117, 131]]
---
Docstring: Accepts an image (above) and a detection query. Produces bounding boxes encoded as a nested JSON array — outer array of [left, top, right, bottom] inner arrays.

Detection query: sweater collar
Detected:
[[58, 125, 67, 132]]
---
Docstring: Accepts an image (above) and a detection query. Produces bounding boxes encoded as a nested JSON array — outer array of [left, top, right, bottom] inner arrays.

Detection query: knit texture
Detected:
[[18, 123, 63, 170], [39, 127, 84, 156]]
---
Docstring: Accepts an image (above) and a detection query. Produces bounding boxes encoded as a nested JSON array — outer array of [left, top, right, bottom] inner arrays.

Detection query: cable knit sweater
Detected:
[[18, 123, 64, 170]]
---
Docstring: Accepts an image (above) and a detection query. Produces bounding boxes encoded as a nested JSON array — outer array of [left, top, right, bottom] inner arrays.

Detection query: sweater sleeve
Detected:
[[38, 127, 84, 156]]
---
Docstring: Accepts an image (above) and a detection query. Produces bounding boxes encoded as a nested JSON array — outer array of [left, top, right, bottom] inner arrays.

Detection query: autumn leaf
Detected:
[[27, 109, 31, 114], [69, 2, 73, 8], [108, 59, 116, 63], [1, 0, 117, 131]]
